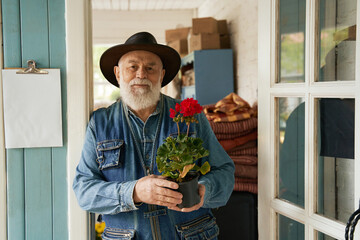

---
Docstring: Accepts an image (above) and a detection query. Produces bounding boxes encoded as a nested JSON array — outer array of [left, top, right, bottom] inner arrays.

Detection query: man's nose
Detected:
[[136, 66, 147, 79]]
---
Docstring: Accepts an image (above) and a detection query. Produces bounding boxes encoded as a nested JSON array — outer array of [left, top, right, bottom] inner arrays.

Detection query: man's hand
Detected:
[[133, 175, 183, 208], [168, 184, 206, 212]]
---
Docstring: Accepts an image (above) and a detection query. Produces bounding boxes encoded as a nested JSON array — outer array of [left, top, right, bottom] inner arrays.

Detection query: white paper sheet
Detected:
[[2, 69, 63, 148]]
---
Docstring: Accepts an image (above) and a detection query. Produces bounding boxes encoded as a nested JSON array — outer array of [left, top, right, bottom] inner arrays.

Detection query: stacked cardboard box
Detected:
[[165, 27, 191, 57], [217, 19, 231, 49], [165, 17, 231, 56], [189, 17, 231, 52]]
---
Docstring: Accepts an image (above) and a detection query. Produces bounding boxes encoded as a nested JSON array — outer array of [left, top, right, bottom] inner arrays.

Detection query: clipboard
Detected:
[[2, 60, 63, 148]]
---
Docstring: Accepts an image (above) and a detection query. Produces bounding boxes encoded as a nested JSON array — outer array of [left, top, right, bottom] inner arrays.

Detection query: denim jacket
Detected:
[[73, 94, 235, 240]]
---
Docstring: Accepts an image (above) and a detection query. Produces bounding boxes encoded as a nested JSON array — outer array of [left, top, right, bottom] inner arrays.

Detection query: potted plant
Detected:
[[156, 98, 211, 208]]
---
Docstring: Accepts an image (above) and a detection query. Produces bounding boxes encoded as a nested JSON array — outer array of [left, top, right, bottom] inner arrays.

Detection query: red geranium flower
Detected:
[[180, 98, 202, 117], [170, 108, 177, 118], [175, 103, 181, 112]]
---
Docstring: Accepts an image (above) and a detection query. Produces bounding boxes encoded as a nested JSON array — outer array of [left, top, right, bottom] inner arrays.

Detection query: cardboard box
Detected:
[[217, 20, 228, 35], [192, 17, 218, 34], [220, 35, 231, 49], [165, 27, 191, 43], [168, 39, 188, 56], [189, 33, 221, 52]]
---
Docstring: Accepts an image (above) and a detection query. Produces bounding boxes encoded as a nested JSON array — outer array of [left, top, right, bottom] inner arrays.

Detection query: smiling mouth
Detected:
[[132, 84, 150, 88]]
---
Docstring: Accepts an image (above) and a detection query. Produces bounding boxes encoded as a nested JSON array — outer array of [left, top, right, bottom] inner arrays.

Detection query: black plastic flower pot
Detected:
[[177, 172, 200, 208]]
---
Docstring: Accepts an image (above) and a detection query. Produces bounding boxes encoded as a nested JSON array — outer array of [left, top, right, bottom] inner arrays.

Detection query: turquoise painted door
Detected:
[[2, 0, 68, 239]]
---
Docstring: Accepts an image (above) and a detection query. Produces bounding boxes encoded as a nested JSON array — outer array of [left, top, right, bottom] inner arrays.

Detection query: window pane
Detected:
[[278, 214, 304, 240], [317, 231, 337, 240], [278, 0, 306, 83], [318, 0, 357, 81], [278, 98, 305, 207], [317, 98, 355, 223], [93, 45, 120, 110]]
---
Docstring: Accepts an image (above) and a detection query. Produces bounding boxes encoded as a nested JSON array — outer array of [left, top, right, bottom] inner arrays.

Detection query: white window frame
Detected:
[[258, 0, 360, 239]]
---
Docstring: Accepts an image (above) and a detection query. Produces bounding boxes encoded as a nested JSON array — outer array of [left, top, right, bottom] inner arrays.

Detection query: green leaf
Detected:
[[192, 165, 200, 172], [181, 154, 192, 163], [199, 162, 211, 175], [163, 171, 179, 179]]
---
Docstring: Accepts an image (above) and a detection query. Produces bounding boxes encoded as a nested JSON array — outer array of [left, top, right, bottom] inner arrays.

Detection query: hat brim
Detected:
[[100, 43, 181, 88]]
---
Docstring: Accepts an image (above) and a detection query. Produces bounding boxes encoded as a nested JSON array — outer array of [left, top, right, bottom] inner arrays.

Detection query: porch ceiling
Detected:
[[91, 0, 204, 10]]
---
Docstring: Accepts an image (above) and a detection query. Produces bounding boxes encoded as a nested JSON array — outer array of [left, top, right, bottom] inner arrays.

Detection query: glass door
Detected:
[[258, 0, 360, 239]]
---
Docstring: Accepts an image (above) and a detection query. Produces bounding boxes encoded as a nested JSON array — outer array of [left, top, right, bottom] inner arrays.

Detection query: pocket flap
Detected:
[[176, 214, 219, 239], [96, 140, 124, 170], [102, 227, 135, 240]]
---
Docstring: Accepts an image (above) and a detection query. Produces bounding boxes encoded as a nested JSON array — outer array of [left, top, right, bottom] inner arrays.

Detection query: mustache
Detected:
[[129, 78, 152, 87]]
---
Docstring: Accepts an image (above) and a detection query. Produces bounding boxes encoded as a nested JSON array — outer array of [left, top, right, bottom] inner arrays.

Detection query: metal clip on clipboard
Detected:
[[16, 60, 48, 74]]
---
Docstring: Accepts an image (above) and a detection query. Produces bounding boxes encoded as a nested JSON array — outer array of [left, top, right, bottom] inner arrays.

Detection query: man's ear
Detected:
[[114, 66, 120, 82], [160, 69, 165, 84]]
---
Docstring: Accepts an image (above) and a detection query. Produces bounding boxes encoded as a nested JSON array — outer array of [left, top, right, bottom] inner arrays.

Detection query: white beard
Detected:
[[119, 78, 161, 111]]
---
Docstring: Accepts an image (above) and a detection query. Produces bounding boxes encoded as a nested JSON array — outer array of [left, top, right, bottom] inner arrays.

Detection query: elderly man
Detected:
[[73, 32, 235, 240]]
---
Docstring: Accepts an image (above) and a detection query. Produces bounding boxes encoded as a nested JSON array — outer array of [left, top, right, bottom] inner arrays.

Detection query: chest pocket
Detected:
[[96, 140, 124, 170]]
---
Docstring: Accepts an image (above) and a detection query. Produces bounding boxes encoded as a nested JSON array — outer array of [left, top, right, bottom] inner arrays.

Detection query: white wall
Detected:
[[92, 10, 195, 45], [198, 0, 258, 106]]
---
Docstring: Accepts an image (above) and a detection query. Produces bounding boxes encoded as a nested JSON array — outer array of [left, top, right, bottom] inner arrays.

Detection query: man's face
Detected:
[[114, 50, 166, 110], [114, 50, 165, 89]]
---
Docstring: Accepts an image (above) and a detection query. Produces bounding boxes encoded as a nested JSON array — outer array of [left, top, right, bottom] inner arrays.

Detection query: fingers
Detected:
[[153, 193, 182, 206], [153, 176, 179, 190], [133, 175, 182, 207], [152, 181, 183, 206], [168, 184, 206, 213], [134, 176, 207, 212], [177, 202, 202, 212]]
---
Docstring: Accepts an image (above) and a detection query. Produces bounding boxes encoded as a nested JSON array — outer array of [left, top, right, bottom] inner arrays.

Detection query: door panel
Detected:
[[258, 0, 360, 239], [318, 0, 356, 82], [317, 231, 337, 240], [316, 98, 355, 223], [278, 97, 305, 208], [278, 0, 306, 83], [278, 214, 305, 240]]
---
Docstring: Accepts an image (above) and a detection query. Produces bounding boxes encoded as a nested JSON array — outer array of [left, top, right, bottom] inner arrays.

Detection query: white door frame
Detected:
[[66, 0, 93, 240], [257, 0, 272, 238]]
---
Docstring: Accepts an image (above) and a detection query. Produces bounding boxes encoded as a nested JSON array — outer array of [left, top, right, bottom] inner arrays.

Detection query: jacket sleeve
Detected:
[[196, 113, 235, 209], [72, 116, 139, 214]]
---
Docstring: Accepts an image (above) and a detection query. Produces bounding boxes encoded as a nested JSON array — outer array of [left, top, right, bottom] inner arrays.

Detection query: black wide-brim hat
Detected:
[[100, 32, 181, 88]]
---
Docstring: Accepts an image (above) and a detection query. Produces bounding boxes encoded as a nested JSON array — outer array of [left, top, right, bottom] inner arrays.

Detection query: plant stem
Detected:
[[186, 122, 190, 136], [177, 122, 180, 136]]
